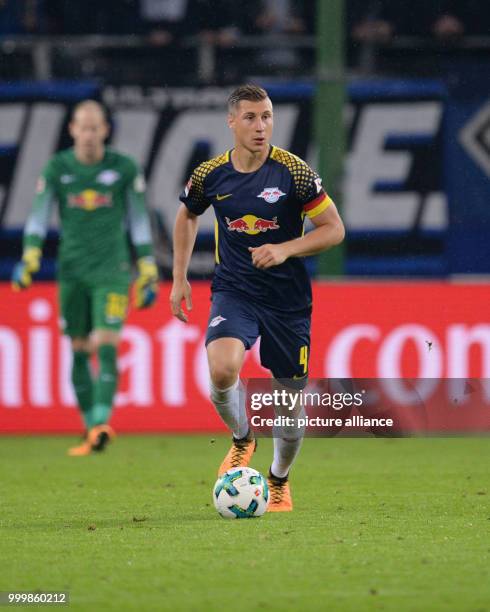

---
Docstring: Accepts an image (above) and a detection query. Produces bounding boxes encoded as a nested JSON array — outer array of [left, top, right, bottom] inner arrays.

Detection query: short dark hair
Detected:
[[228, 84, 269, 112]]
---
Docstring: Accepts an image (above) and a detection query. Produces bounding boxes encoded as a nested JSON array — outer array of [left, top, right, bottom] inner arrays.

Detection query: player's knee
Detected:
[[209, 363, 239, 390], [71, 337, 91, 353], [92, 329, 119, 350]]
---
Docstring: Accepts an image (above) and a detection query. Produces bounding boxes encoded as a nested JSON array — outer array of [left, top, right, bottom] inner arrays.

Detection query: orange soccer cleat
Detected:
[[67, 433, 92, 457], [267, 470, 293, 512], [88, 424, 116, 452], [218, 432, 257, 476]]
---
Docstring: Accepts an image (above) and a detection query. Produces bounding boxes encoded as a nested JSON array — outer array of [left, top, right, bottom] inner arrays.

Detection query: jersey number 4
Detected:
[[299, 345, 309, 375]]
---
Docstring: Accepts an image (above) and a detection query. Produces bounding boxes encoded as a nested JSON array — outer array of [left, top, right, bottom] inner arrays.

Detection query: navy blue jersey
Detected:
[[179, 146, 333, 313]]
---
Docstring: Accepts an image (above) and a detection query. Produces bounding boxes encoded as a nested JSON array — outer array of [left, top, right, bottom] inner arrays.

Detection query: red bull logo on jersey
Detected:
[[225, 215, 280, 235], [257, 187, 286, 204], [68, 190, 113, 211]]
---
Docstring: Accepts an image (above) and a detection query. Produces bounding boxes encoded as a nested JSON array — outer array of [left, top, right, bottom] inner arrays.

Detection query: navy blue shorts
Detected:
[[205, 291, 311, 385]]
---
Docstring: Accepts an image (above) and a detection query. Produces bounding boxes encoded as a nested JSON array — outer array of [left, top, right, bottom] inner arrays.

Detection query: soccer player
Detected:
[[170, 84, 344, 512], [12, 100, 158, 456]]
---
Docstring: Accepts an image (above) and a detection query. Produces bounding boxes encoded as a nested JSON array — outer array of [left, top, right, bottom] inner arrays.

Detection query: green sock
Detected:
[[72, 351, 94, 429], [92, 344, 118, 426]]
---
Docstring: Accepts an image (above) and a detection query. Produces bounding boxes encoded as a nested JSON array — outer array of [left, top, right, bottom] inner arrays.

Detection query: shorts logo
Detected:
[[209, 315, 226, 327], [105, 293, 128, 323], [106, 316, 123, 324], [314, 177, 323, 193], [257, 187, 286, 204], [226, 215, 280, 235], [184, 178, 192, 197]]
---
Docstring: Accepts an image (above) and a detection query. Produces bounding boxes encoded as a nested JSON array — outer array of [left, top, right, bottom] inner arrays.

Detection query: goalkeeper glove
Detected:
[[134, 256, 159, 309], [11, 247, 42, 291]]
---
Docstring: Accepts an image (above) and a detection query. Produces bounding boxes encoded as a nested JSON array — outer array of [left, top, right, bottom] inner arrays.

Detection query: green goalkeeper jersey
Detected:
[[24, 147, 153, 284]]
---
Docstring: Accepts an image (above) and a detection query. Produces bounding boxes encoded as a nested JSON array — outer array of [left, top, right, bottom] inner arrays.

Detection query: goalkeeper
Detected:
[[12, 100, 158, 456]]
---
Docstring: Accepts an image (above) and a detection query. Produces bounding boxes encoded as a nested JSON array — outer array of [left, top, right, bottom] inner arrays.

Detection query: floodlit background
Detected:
[[1, 4, 490, 612], [0, 0, 489, 431]]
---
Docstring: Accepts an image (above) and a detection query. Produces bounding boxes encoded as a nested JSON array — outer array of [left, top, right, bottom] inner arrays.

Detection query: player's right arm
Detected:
[[170, 204, 199, 322], [170, 167, 211, 322], [11, 162, 57, 290]]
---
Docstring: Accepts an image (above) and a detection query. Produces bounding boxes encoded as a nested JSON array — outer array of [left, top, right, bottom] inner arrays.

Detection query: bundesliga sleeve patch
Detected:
[[180, 173, 207, 215]]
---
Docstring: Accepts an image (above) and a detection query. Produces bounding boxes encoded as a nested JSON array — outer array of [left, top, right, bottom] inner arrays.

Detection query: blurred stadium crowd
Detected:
[[1, 0, 490, 83], [2, 1, 489, 39]]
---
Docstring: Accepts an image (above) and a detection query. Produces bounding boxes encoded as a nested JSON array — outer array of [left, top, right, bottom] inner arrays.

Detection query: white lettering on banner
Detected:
[[326, 325, 380, 377], [28, 299, 53, 407], [60, 335, 76, 406], [378, 324, 442, 379], [345, 102, 445, 230], [29, 328, 52, 406], [0, 104, 26, 142], [0, 327, 22, 407], [447, 325, 490, 403], [0, 104, 26, 209], [111, 108, 159, 167], [327, 323, 445, 379], [447, 324, 490, 378], [194, 340, 210, 399], [149, 110, 234, 234], [6, 104, 64, 227], [116, 325, 153, 406], [326, 323, 442, 403], [157, 319, 200, 406], [3, 293, 490, 409], [2, 98, 447, 240]]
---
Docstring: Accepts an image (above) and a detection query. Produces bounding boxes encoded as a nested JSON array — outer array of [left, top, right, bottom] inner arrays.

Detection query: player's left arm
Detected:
[[125, 164, 159, 308], [249, 201, 345, 269], [287, 201, 345, 257]]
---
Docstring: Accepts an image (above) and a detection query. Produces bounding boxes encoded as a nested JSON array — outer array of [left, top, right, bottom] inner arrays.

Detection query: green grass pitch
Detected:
[[1, 436, 489, 611]]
